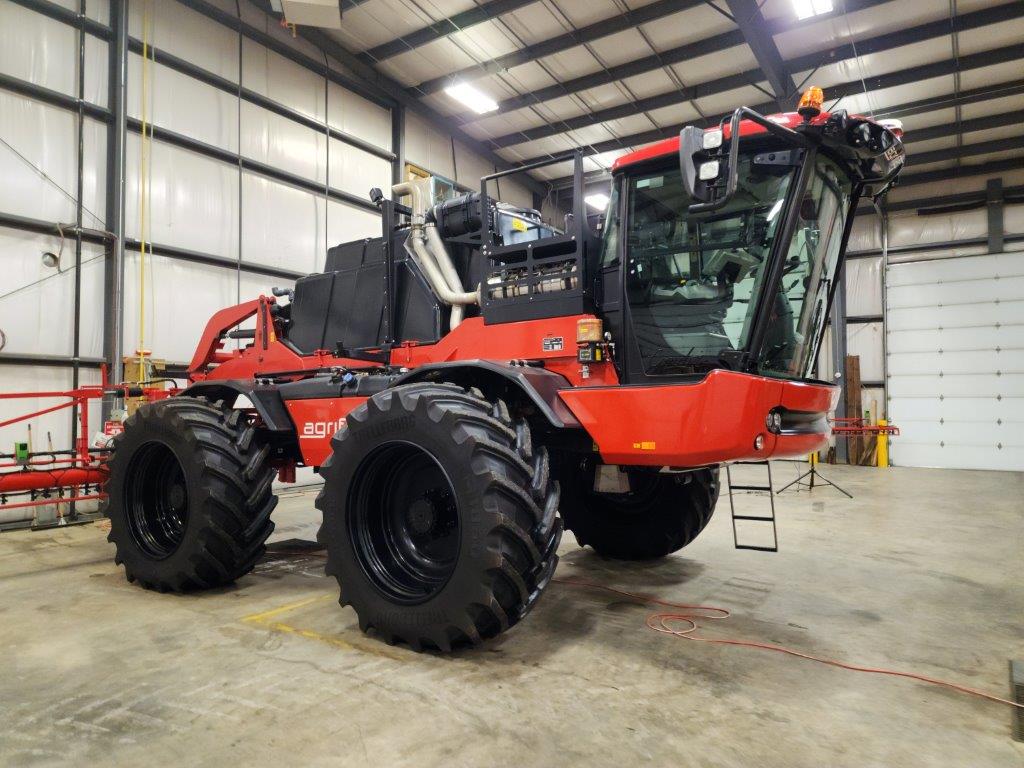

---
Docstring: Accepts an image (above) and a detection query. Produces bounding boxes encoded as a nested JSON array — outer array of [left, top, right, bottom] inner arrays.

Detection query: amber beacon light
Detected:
[[797, 86, 825, 120]]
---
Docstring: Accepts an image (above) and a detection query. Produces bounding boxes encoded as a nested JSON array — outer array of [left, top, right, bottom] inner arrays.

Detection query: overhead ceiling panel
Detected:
[[640, 4, 736, 50], [496, 2, 568, 47], [329, 0, 438, 52], [574, 82, 637, 112], [958, 59, 1024, 92], [960, 92, 1024, 120], [583, 28, 651, 69], [900, 107, 959, 133], [550, 0, 623, 29], [692, 83, 770, 118], [838, 74, 956, 118], [619, 69, 680, 100], [536, 44, 602, 82], [791, 37, 957, 93], [379, 37, 482, 86], [669, 43, 758, 86], [958, 16, 1024, 55], [646, 100, 704, 128], [490, 61, 561, 93], [908, 135, 959, 156], [772, 1, 950, 59]]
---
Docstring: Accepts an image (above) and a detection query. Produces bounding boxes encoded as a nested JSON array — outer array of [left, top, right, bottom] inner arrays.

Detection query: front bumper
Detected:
[[557, 369, 839, 467]]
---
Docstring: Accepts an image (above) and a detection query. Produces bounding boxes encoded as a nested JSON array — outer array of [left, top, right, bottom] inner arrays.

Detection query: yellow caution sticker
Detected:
[[511, 218, 528, 232], [632, 441, 656, 450]]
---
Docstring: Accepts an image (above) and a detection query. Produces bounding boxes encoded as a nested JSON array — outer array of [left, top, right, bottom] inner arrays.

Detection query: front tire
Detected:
[[316, 383, 561, 651], [558, 459, 718, 560], [105, 397, 278, 591]]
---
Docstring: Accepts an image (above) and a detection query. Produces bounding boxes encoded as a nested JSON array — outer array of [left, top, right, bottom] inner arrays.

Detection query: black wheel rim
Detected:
[[124, 441, 190, 559], [348, 442, 460, 605]]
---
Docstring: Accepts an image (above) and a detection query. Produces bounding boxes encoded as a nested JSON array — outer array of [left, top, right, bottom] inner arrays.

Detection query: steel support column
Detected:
[[830, 264, 848, 464], [987, 178, 1005, 254], [104, 0, 128, 393]]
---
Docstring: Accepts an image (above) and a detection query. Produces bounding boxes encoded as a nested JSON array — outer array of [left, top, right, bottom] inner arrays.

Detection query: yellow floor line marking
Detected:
[[241, 594, 333, 624], [241, 594, 407, 662]]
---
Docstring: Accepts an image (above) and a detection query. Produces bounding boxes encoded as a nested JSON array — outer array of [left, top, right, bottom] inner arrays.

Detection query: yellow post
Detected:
[[876, 419, 889, 468]]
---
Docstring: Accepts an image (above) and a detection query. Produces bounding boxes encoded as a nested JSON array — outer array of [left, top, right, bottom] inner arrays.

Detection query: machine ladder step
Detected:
[[725, 460, 778, 553]]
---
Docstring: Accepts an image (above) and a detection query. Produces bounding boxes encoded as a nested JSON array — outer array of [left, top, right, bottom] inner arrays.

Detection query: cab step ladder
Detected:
[[725, 460, 778, 552]]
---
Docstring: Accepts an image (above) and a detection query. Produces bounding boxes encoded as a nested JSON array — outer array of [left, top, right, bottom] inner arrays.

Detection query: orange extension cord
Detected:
[[267, 547, 1020, 711], [553, 577, 1023, 712]]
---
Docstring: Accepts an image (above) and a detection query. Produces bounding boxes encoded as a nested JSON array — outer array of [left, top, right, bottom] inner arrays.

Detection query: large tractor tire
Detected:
[[558, 458, 719, 561], [316, 382, 561, 651], [105, 397, 278, 591]]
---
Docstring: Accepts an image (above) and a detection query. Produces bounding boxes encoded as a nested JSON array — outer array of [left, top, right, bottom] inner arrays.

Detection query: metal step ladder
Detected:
[[725, 460, 778, 552]]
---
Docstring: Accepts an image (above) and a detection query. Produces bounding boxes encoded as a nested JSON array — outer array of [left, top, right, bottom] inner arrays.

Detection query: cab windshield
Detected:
[[613, 151, 852, 379]]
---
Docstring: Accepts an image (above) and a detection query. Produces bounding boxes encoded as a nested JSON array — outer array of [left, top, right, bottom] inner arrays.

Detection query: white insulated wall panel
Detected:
[[128, 54, 240, 152], [241, 172, 324, 275], [0, 3, 77, 96], [240, 100, 325, 184], [405, 111, 455, 179], [50, 0, 110, 24], [122, 253, 255, 363], [0, 227, 104, 359], [125, 134, 239, 258], [0, 94, 106, 226], [845, 256, 883, 316], [327, 81, 391, 152], [327, 200, 382, 258], [130, 0, 239, 83], [886, 252, 1023, 471], [454, 141, 493, 190], [328, 138, 390, 200], [847, 321, 884, 382], [83, 34, 109, 109], [242, 39, 325, 124]]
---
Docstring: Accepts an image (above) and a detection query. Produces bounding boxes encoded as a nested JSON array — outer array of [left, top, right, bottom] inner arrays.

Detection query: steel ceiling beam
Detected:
[[358, 0, 536, 64], [483, 5, 1024, 150], [468, 28, 746, 120], [460, 0, 1019, 127], [410, 0, 704, 97], [724, 0, 796, 111]]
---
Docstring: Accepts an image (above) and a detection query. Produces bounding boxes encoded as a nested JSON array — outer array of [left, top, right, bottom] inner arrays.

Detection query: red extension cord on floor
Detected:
[[269, 546, 1021, 712], [552, 577, 1023, 712]]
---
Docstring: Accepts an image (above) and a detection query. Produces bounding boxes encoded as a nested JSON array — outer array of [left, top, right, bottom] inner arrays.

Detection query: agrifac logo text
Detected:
[[300, 417, 347, 439]]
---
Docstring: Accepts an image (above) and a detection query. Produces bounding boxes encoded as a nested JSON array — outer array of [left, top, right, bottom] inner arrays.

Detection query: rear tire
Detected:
[[316, 383, 561, 651], [558, 458, 718, 560], [105, 397, 278, 591]]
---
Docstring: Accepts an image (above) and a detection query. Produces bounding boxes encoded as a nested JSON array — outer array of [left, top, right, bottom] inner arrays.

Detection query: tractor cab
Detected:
[[596, 91, 905, 387]]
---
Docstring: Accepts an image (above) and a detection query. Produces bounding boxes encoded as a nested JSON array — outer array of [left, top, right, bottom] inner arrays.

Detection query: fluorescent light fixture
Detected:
[[444, 82, 499, 114], [792, 0, 833, 20], [584, 193, 610, 211]]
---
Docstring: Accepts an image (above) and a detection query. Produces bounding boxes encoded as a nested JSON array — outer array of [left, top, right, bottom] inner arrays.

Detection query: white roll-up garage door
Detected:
[[886, 253, 1024, 471]]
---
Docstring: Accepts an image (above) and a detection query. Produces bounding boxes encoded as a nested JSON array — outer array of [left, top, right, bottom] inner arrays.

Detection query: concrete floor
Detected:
[[1, 463, 1021, 767]]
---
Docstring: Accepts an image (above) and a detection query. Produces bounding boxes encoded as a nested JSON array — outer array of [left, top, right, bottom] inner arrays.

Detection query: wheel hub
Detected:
[[407, 498, 436, 535]]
